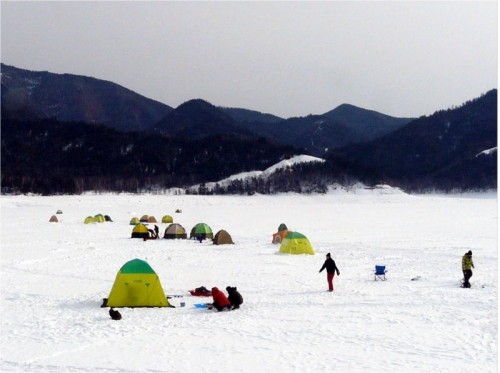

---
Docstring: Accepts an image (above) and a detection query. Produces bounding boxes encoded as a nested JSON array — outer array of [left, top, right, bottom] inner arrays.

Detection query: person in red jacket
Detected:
[[210, 287, 231, 311]]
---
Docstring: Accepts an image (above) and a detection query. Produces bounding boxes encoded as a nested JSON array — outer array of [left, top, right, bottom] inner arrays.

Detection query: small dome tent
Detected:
[[272, 223, 289, 244], [49, 215, 59, 223], [163, 223, 187, 239], [129, 217, 140, 225], [189, 223, 213, 240], [56, 210, 63, 214], [131, 223, 149, 239], [106, 258, 169, 308], [104, 215, 113, 222], [279, 231, 315, 255], [94, 214, 105, 223], [213, 229, 234, 245], [84, 216, 95, 224], [162, 215, 173, 224], [140, 215, 149, 223], [148, 216, 158, 223]]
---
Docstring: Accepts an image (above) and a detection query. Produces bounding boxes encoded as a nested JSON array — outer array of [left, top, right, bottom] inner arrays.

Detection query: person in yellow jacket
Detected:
[[462, 250, 474, 288]]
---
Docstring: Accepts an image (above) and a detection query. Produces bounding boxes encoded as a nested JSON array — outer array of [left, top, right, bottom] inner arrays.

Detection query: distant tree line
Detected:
[[0, 116, 299, 195]]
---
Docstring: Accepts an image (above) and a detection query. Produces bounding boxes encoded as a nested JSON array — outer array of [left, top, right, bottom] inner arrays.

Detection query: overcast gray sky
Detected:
[[1, 1, 497, 118]]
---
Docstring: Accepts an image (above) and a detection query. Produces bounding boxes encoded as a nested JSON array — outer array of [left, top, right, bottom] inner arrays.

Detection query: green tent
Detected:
[[106, 258, 169, 308], [130, 217, 140, 225], [189, 223, 213, 240], [278, 223, 288, 232], [94, 214, 105, 223]]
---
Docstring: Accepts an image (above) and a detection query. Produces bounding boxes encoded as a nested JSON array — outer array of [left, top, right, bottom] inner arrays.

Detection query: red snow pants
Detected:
[[327, 273, 335, 291]]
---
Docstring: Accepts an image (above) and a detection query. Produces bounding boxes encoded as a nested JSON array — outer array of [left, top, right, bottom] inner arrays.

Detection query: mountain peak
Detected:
[[151, 98, 252, 139], [325, 103, 402, 120], [176, 98, 214, 111], [321, 103, 414, 141], [1, 63, 172, 131]]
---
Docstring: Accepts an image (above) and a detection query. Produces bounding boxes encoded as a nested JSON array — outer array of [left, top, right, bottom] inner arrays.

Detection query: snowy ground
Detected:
[[0, 189, 497, 372]]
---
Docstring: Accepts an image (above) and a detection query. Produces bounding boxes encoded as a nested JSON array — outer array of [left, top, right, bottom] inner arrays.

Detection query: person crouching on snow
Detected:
[[210, 287, 231, 311], [319, 253, 340, 292], [226, 286, 243, 310]]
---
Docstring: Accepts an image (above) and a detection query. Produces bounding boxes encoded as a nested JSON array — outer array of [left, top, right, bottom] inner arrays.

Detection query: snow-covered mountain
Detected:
[[189, 155, 325, 192]]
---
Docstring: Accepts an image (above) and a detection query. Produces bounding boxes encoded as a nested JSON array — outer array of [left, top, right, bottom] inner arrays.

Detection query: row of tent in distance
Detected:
[[49, 212, 314, 255], [131, 222, 234, 245], [132, 221, 316, 255]]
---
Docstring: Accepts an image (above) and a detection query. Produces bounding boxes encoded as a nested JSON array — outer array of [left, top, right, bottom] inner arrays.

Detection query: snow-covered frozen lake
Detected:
[[1, 189, 497, 372]]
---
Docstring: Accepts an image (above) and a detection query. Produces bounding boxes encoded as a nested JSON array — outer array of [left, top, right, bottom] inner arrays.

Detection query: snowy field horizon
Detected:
[[1, 187, 497, 372]]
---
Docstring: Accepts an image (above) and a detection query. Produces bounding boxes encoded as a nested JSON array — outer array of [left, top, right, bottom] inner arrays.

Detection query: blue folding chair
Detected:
[[374, 265, 387, 281]]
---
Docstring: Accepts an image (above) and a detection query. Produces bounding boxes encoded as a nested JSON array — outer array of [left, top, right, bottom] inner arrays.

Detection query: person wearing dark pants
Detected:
[[462, 250, 474, 288], [210, 287, 231, 311], [319, 253, 340, 292], [226, 286, 243, 310]]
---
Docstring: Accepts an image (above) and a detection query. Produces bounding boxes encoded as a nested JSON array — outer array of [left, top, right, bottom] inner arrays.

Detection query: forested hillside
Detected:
[[1, 116, 299, 194]]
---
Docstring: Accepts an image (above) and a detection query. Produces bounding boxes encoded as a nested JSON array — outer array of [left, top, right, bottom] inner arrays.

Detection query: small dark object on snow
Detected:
[[100, 298, 108, 308], [226, 286, 243, 310], [109, 308, 122, 320]]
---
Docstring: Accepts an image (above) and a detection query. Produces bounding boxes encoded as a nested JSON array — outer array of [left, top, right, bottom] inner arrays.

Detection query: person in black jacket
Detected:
[[226, 286, 243, 309], [319, 253, 340, 292]]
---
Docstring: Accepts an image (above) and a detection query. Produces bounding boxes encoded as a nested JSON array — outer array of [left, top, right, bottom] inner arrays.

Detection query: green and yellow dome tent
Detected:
[[279, 231, 315, 255], [129, 217, 140, 225], [94, 214, 105, 223], [106, 258, 169, 307], [131, 223, 149, 239], [189, 223, 213, 240], [163, 223, 187, 239], [162, 215, 173, 224]]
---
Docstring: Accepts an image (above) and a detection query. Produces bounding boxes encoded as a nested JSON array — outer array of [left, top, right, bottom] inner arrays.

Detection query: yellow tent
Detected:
[[106, 259, 169, 307], [279, 231, 315, 255], [84, 216, 95, 224], [131, 223, 149, 239], [162, 215, 173, 224]]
